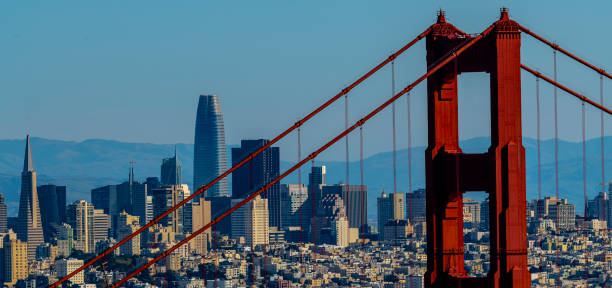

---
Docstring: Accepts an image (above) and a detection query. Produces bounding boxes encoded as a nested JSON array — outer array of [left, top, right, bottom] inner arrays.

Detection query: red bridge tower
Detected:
[[424, 9, 530, 287]]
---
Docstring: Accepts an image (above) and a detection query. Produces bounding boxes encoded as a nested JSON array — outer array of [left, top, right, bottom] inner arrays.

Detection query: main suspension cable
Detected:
[[104, 24, 496, 288]]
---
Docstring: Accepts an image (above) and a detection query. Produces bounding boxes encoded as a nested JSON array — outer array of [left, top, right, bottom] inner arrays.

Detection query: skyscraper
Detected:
[[232, 139, 280, 227], [16, 135, 44, 260], [67, 200, 94, 253], [161, 147, 182, 186], [0, 194, 6, 234], [279, 184, 308, 229], [406, 188, 427, 225], [151, 185, 188, 234], [377, 190, 404, 239], [117, 211, 140, 256], [246, 196, 269, 246], [321, 184, 368, 233], [38, 184, 67, 242], [189, 198, 211, 254], [194, 95, 228, 197]]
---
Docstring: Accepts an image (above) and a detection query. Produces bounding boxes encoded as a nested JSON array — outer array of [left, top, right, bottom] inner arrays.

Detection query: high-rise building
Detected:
[[383, 219, 412, 242], [189, 198, 211, 254], [587, 191, 608, 221], [55, 258, 84, 285], [207, 195, 232, 236], [117, 211, 140, 256], [321, 184, 368, 233], [1, 230, 28, 286], [332, 217, 349, 247], [279, 184, 308, 229], [308, 166, 326, 200], [66, 200, 94, 253], [480, 198, 490, 231], [151, 185, 188, 234], [194, 94, 229, 197], [463, 198, 481, 227], [0, 194, 6, 234], [377, 190, 404, 239], [232, 139, 281, 228], [92, 209, 110, 247], [246, 196, 269, 247], [56, 223, 73, 257], [16, 135, 44, 260], [548, 198, 575, 230], [92, 172, 145, 236], [38, 184, 66, 242], [161, 148, 182, 186], [406, 189, 426, 225]]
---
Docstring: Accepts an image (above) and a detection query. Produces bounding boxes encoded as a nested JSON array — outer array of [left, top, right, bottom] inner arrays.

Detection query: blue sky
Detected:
[[1, 1, 610, 161]]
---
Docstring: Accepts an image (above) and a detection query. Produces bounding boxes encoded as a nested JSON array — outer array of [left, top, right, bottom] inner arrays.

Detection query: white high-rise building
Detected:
[[332, 217, 349, 247], [246, 196, 269, 246]]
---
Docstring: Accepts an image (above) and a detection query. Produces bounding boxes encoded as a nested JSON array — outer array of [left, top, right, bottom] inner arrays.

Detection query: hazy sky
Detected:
[[1, 1, 610, 161]]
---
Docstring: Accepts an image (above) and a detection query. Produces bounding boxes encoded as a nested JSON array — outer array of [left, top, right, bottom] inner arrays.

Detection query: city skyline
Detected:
[[0, 3, 611, 287]]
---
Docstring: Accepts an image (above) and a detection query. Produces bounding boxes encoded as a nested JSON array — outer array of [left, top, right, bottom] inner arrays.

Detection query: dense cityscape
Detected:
[[0, 94, 610, 287]]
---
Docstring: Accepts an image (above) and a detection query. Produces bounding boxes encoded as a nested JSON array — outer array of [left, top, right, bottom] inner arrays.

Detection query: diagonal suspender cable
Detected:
[[521, 65, 612, 115], [49, 26, 433, 288], [106, 24, 495, 288], [518, 24, 612, 79]]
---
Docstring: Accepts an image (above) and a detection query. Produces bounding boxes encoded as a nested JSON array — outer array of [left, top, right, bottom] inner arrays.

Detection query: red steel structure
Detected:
[[424, 9, 529, 287], [50, 9, 612, 288]]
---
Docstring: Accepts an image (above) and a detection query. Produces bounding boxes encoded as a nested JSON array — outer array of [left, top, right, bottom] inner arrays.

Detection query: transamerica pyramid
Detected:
[[16, 135, 44, 260]]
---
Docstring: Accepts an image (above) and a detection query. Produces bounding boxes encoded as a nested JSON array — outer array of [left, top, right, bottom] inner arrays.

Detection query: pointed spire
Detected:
[[23, 135, 34, 172]]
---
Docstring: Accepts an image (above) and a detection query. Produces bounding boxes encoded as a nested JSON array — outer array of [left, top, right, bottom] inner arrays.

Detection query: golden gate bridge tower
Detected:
[[424, 9, 529, 287]]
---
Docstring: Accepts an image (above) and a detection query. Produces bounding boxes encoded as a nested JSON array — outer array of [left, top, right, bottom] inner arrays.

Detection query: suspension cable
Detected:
[[582, 100, 588, 285], [536, 75, 543, 272], [553, 49, 561, 288], [518, 24, 612, 79], [297, 127, 303, 263], [392, 61, 397, 196], [99, 24, 496, 288], [48, 27, 434, 288], [359, 125, 365, 281]]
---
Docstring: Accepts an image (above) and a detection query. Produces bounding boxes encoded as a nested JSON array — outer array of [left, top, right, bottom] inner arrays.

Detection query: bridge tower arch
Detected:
[[424, 9, 530, 288]]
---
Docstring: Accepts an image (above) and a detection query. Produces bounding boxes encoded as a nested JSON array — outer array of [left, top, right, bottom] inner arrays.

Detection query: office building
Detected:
[[308, 166, 326, 200], [55, 258, 84, 285], [321, 184, 368, 233], [56, 223, 73, 257], [161, 148, 182, 186], [117, 211, 140, 256], [332, 217, 349, 247], [377, 190, 404, 239], [279, 184, 308, 229], [246, 196, 269, 246], [66, 200, 94, 253], [152, 185, 189, 234], [16, 135, 44, 260], [189, 198, 211, 254], [587, 191, 608, 221], [194, 94, 229, 197], [92, 209, 110, 246], [1, 230, 28, 286], [406, 189, 427, 225], [232, 139, 281, 229], [207, 195, 232, 236], [548, 198, 575, 230], [37, 184, 66, 242], [480, 198, 490, 231], [463, 198, 481, 227], [383, 219, 412, 242], [0, 194, 6, 233]]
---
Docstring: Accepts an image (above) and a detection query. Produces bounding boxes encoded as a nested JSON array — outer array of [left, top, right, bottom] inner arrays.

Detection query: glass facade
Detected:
[[193, 95, 228, 197]]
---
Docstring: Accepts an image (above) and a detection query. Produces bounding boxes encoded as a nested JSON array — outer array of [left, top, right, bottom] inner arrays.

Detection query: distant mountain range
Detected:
[[0, 137, 610, 220]]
